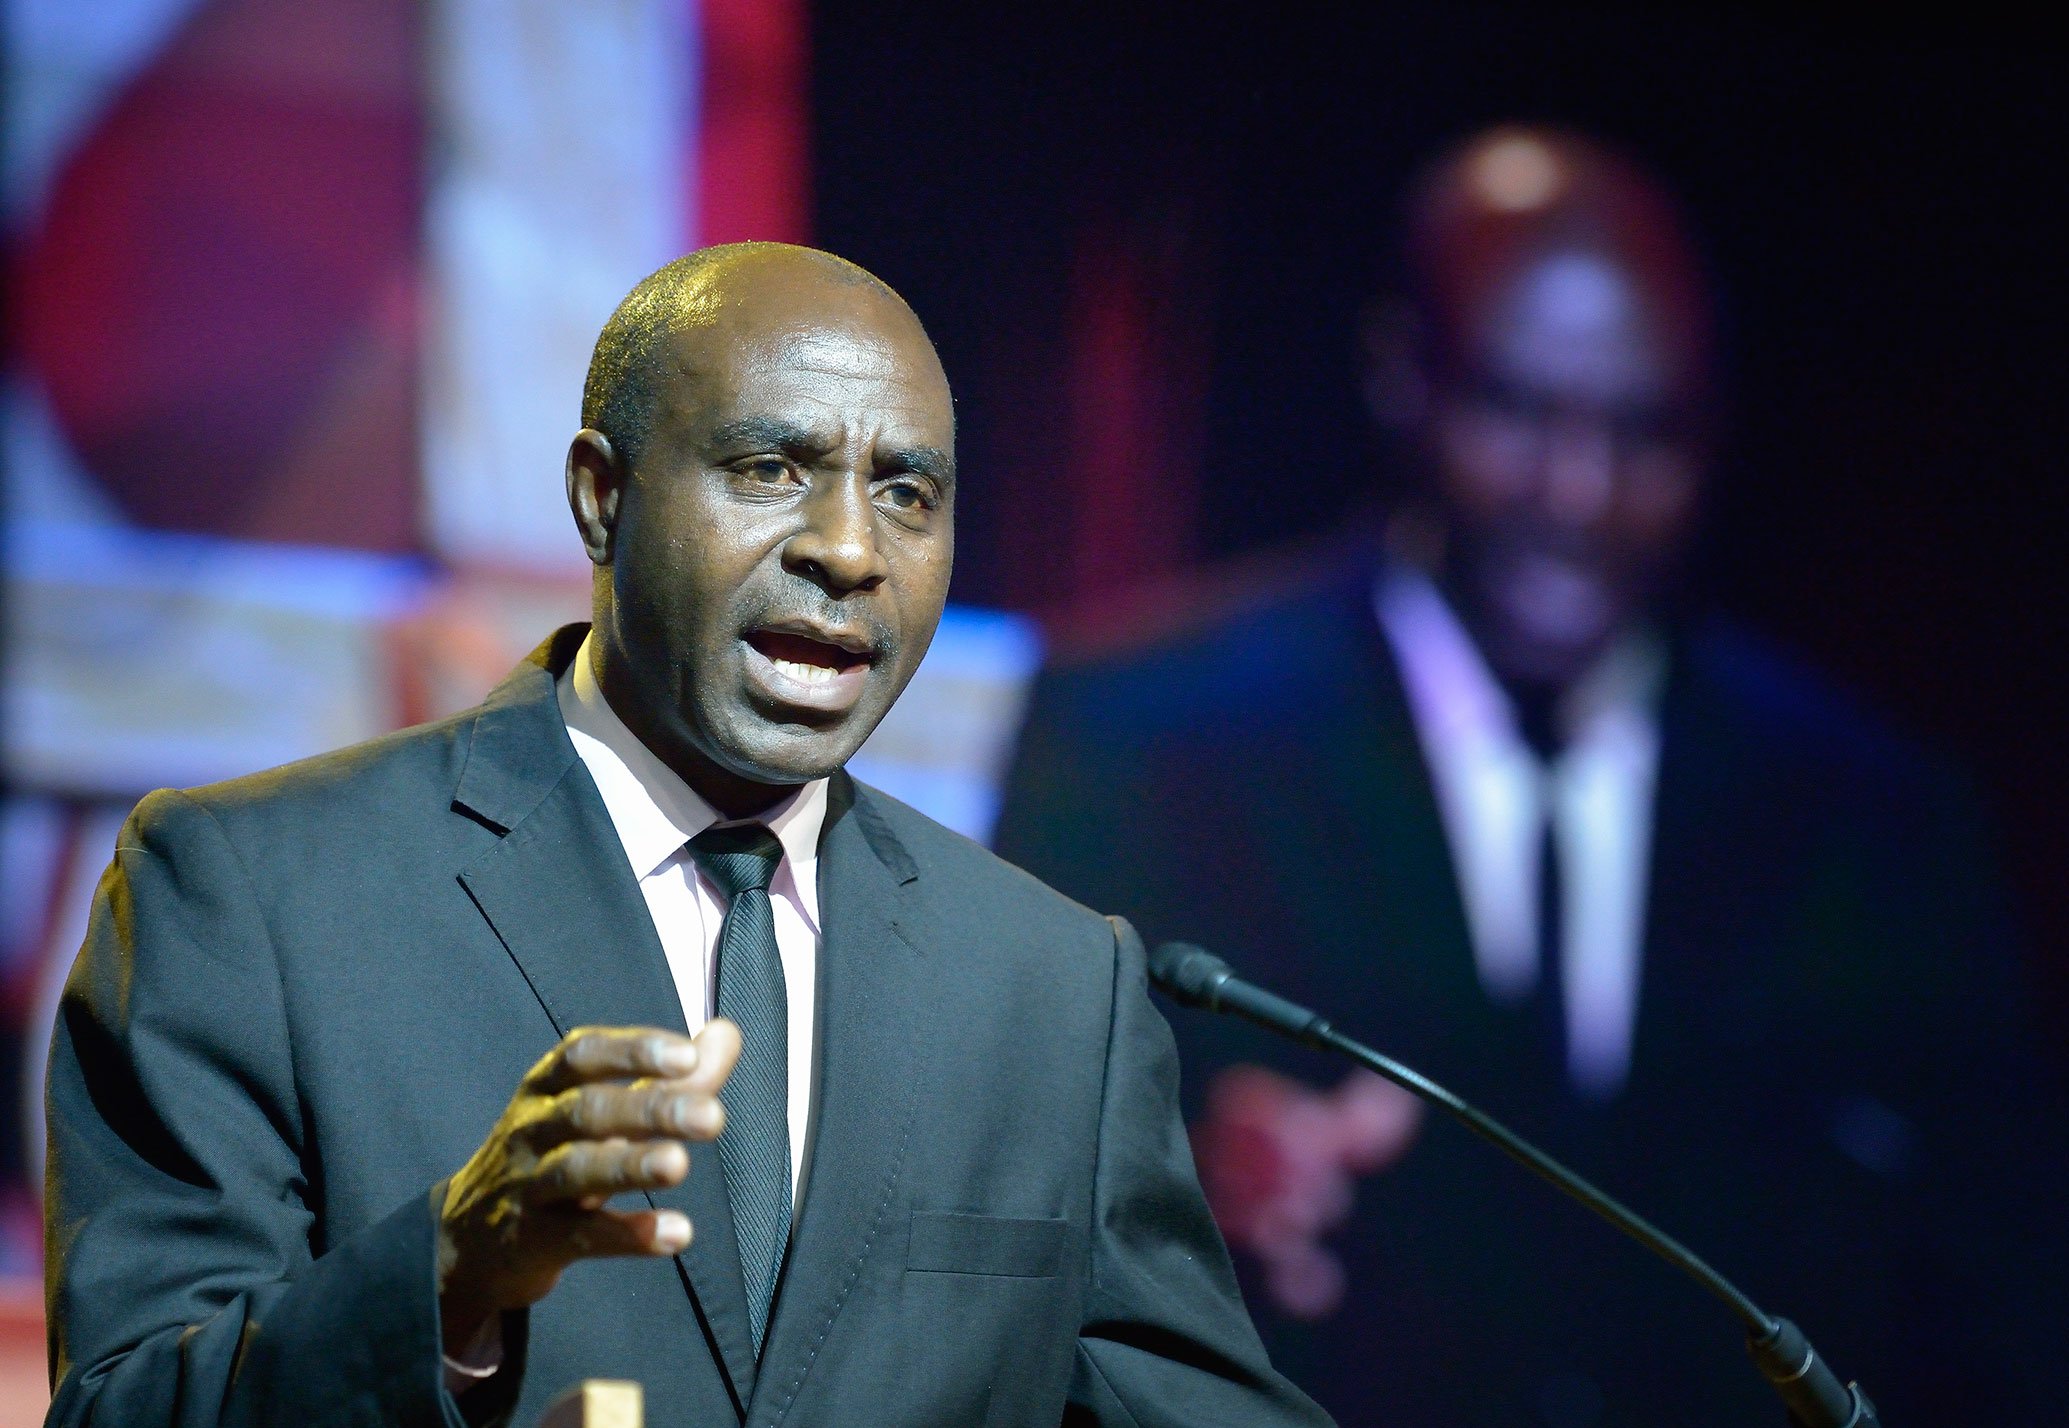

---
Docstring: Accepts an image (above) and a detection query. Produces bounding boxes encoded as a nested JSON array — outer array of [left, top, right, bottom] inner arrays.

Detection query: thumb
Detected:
[[688, 1017, 744, 1092]]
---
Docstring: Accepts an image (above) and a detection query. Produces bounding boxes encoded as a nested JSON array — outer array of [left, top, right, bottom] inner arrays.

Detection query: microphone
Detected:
[[1149, 941, 1881, 1428]]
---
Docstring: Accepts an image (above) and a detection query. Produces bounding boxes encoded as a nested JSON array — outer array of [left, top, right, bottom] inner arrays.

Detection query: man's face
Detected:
[[1424, 248, 1706, 691], [592, 276, 956, 804]]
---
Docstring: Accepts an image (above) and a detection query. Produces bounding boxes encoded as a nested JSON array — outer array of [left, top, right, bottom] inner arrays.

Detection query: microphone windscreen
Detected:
[[1149, 941, 1229, 1006]]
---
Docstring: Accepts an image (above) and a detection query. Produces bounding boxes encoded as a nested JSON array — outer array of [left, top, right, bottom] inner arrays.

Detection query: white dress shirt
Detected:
[[1376, 568, 1664, 1098], [556, 633, 826, 1204], [445, 637, 828, 1390]]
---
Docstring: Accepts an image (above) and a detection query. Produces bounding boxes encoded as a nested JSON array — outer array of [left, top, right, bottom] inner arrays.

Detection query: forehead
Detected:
[[1469, 250, 1687, 404], [662, 285, 953, 438]]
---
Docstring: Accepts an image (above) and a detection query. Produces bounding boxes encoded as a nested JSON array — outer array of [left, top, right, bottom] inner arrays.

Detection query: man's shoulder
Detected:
[[1028, 557, 1382, 731], [846, 776, 1115, 936], [1679, 618, 1953, 784], [1674, 617, 1987, 840], [144, 637, 572, 846], [127, 701, 492, 855]]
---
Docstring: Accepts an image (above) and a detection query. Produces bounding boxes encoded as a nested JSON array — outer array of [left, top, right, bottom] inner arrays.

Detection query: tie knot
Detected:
[[690, 823, 783, 900]]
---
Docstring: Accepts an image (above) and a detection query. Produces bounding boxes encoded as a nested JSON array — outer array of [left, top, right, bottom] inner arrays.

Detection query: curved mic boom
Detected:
[[1149, 941, 1880, 1428]]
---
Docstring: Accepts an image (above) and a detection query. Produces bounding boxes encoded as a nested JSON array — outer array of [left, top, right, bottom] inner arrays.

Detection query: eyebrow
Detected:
[[707, 416, 956, 487], [707, 415, 828, 456], [882, 446, 957, 487]]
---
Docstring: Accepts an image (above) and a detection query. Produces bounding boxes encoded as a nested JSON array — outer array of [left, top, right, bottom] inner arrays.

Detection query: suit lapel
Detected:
[[451, 631, 759, 1412], [1636, 624, 1788, 1088], [1289, 575, 1485, 1054], [749, 775, 927, 1423]]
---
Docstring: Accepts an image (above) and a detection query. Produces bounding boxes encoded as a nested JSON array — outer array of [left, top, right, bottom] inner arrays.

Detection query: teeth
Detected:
[[771, 657, 839, 684]]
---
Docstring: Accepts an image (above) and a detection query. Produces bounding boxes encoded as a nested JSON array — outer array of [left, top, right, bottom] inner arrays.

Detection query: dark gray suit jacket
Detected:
[[46, 628, 1328, 1428]]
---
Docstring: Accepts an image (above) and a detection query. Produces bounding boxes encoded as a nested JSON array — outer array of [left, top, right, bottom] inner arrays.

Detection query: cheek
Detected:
[[1617, 449, 1700, 551], [892, 530, 953, 595], [615, 522, 697, 624], [1435, 407, 1538, 511], [881, 513, 955, 601], [622, 492, 769, 619]]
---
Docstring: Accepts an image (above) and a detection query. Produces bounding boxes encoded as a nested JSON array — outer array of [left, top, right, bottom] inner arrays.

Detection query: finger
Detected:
[[526, 1138, 692, 1205], [552, 1205, 693, 1261], [524, 1026, 702, 1094], [687, 1018, 743, 1093], [526, 1081, 725, 1148]]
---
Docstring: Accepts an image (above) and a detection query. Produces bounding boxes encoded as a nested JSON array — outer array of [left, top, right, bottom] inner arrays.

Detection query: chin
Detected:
[[1479, 570, 1611, 672], [1496, 622, 1613, 691], [718, 717, 870, 787]]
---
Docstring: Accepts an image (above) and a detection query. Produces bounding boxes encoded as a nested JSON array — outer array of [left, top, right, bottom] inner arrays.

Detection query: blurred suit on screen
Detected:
[[995, 128, 2069, 1425]]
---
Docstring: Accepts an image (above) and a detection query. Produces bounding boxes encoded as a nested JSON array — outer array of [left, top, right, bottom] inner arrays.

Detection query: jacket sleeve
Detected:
[[1065, 916, 1335, 1427], [43, 789, 525, 1428]]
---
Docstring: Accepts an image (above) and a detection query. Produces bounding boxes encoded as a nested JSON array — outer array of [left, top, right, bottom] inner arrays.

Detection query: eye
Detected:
[[737, 456, 793, 483], [875, 477, 938, 514], [1467, 381, 1546, 427], [1615, 405, 1688, 449]]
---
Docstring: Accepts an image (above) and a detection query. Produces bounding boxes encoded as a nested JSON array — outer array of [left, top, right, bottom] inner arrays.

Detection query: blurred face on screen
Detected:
[[1424, 246, 1707, 694]]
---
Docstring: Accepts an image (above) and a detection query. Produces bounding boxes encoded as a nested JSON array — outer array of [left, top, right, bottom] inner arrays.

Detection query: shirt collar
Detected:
[[1375, 563, 1664, 759], [556, 632, 827, 931]]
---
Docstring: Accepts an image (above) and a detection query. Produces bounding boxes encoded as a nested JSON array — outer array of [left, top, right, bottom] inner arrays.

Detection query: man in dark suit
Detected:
[[45, 244, 1332, 1427], [995, 129, 2069, 1424]]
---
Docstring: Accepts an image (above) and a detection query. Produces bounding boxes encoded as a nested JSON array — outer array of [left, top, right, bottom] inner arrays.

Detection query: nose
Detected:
[[782, 472, 889, 595], [1539, 416, 1616, 525]]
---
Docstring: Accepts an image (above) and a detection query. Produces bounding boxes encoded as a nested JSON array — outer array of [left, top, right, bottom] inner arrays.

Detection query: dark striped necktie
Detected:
[[689, 822, 790, 1357], [1536, 807, 1568, 1088], [1515, 701, 1570, 1090]]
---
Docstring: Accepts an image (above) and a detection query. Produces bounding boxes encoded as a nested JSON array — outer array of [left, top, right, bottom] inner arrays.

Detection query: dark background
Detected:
[[811, 3, 2069, 1041]]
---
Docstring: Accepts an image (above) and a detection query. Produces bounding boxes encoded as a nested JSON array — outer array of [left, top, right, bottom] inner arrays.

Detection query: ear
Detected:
[[1360, 296, 1430, 432], [566, 429, 624, 565]]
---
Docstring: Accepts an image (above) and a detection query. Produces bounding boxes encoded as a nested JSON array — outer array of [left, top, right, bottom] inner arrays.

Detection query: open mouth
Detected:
[[740, 627, 877, 715], [744, 630, 874, 683]]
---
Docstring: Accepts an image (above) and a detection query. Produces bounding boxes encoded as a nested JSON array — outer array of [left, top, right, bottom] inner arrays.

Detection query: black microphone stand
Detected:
[[1151, 942, 1880, 1428]]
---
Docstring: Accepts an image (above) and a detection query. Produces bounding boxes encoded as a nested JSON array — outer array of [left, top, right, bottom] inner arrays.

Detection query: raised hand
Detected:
[[436, 1020, 743, 1352], [1191, 1064, 1423, 1320]]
